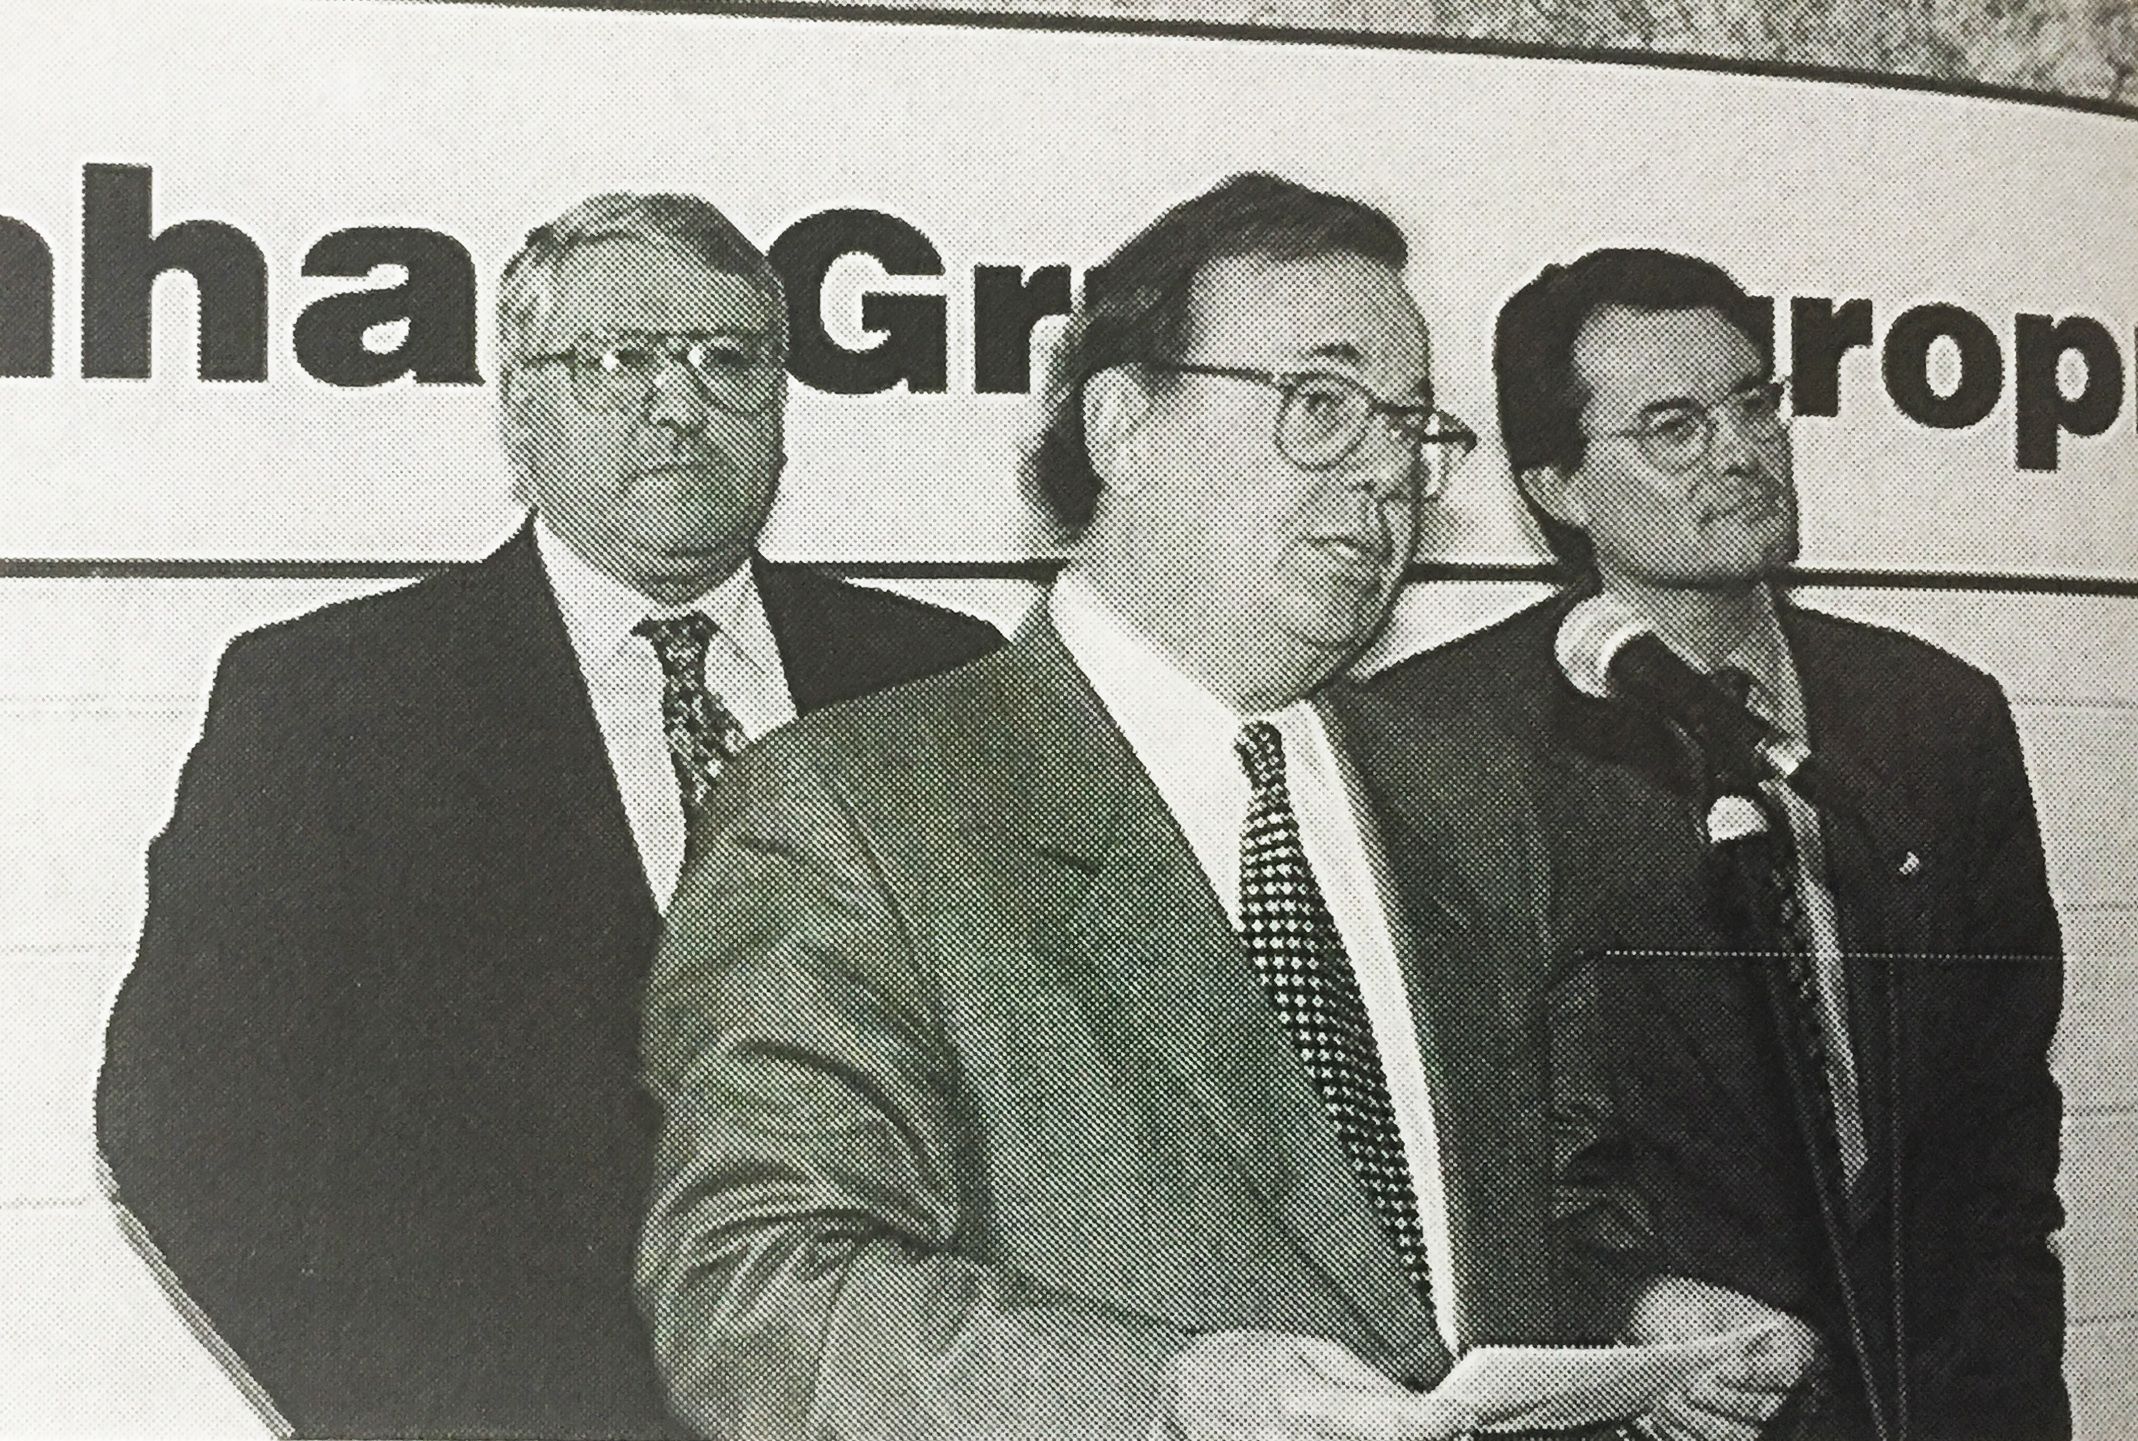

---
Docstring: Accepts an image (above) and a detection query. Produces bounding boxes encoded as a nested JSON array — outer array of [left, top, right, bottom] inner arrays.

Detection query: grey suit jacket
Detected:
[[638, 614, 1576, 1441]]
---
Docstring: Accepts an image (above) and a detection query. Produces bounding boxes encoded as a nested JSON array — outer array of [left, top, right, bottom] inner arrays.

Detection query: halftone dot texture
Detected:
[[636, 612, 751, 851], [1235, 720, 1436, 1304], [1711, 667, 1871, 1194], [878, 0, 2137, 105]]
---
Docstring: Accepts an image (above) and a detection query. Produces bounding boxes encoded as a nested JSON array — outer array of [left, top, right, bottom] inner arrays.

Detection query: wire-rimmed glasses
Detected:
[[523, 330, 785, 416], [1586, 377, 1790, 474]]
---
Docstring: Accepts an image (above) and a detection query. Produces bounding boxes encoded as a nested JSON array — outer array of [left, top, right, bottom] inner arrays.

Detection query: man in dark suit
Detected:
[[637, 177, 1815, 1441], [1361, 249, 2066, 1441], [95, 192, 999, 1439]]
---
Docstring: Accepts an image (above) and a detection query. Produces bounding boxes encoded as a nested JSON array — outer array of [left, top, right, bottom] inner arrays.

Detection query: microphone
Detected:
[[1555, 593, 1848, 812]]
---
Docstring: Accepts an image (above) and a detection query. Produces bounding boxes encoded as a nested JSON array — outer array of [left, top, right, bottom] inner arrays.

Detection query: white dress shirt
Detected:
[[1051, 573, 1463, 1352], [535, 520, 797, 909]]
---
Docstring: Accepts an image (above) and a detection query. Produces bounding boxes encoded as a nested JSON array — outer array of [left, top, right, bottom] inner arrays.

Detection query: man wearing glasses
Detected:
[[1356, 248, 2066, 1440], [97, 192, 997, 1438], [636, 180, 1803, 1441]]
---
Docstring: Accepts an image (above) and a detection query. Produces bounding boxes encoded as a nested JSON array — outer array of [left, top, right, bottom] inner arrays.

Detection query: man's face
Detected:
[[502, 237, 785, 601], [1547, 305, 1798, 589], [1114, 250, 1432, 699]]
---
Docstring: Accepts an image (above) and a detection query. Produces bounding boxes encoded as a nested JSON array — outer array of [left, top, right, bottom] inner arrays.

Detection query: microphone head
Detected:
[[1554, 593, 1655, 699]]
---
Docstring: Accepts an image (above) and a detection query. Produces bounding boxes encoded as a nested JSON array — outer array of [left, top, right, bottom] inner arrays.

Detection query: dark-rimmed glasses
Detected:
[[523, 330, 785, 416], [1142, 362, 1478, 501], [1586, 377, 1789, 475]]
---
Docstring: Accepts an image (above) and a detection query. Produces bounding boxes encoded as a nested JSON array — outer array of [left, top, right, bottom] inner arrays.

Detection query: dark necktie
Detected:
[[634, 613, 750, 855], [1235, 720, 1434, 1304], [1712, 666, 1868, 1195]]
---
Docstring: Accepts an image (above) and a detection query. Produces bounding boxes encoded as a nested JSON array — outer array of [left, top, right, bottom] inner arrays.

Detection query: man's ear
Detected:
[[1518, 463, 1586, 530], [1081, 367, 1155, 497], [497, 370, 536, 469], [496, 372, 541, 505]]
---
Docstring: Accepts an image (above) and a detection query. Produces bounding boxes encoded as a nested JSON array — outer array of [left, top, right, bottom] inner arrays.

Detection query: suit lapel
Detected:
[[1325, 688, 1490, 949], [441, 527, 657, 936], [1327, 684, 1558, 1346], [1776, 607, 1924, 1226], [990, 621, 1437, 1362], [752, 557, 853, 714], [1778, 607, 1929, 950]]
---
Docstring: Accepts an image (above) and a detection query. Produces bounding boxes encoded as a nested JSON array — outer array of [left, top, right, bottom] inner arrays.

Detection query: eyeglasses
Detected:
[[1586, 378, 1789, 474], [523, 330, 785, 416], [1141, 362, 1478, 501]]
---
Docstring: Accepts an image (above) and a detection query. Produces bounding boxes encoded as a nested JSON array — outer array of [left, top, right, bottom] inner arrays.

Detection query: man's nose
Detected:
[[1708, 405, 1766, 473], [1308, 478, 1393, 547], [1322, 474, 1401, 552], [643, 355, 712, 432], [1337, 420, 1416, 500]]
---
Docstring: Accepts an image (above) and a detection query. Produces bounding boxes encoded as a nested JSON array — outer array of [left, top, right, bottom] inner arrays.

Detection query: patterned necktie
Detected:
[[1713, 666, 1870, 1196], [634, 613, 750, 855], [1235, 720, 1434, 1303]]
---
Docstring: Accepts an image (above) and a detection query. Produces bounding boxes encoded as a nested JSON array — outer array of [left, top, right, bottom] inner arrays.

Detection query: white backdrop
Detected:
[[0, 0, 2134, 576]]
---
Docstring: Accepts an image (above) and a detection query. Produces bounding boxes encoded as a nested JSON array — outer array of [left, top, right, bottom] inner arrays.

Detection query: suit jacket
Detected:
[[95, 524, 1001, 1440], [1363, 592, 2067, 1441], [637, 614, 1577, 1441]]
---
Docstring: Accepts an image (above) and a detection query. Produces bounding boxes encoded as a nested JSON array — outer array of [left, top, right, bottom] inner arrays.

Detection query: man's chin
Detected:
[[619, 541, 752, 597], [1274, 590, 1395, 661], [1668, 522, 1797, 585]]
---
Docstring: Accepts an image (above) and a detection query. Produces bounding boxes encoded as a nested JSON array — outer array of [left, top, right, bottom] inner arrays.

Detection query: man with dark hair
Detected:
[[1358, 247, 2066, 1440], [638, 181, 1813, 1441], [96, 192, 998, 1439], [1026, 170, 1414, 538]]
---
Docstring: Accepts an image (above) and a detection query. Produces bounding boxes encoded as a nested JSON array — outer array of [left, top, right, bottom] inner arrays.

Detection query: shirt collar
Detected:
[[1715, 602, 1806, 736], [1050, 570, 1315, 776], [533, 516, 783, 684], [1602, 578, 1805, 735]]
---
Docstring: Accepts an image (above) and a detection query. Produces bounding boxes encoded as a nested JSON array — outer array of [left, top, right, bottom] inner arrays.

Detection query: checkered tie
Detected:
[[1235, 720, 1433, 1303], [635, 613, 749, 855], [1713, 667, 1869, 1196]]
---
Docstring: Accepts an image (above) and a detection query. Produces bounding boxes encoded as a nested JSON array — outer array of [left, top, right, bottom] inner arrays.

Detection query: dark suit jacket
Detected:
[[95, 525, 1000, 1440], [637, 615, 1578, 1441], [1363, 592, 2067, 1441]]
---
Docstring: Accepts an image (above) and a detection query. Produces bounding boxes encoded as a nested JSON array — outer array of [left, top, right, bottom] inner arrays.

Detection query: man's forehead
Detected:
[[1573, 304, 1764, 407], [541, 237, 773, 339], [1187, 251, 1429, 373]]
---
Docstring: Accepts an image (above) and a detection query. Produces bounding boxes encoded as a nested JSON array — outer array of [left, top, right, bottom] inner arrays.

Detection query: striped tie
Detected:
[[1714, 666, 1869, 1196]]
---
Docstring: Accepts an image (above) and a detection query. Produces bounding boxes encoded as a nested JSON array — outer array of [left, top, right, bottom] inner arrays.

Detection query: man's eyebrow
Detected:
[[1302, 341, 1367, 367], [1297, 341, 1434, 401], [684, 328, 778, 346], [1635, 369, 1769, 417], [589, 326, 769, 339]]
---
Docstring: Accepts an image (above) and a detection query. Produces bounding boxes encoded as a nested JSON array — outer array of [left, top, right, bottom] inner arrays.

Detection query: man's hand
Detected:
[[1159, 1331, 1479, 1441], [1622, 1276, 1824, 1441]]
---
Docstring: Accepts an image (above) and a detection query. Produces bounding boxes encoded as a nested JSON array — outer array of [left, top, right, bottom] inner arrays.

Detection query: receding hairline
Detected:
[[497, 222, 785, 386], [1174, 248, 1429, 370], [533, 234, 778, 314]]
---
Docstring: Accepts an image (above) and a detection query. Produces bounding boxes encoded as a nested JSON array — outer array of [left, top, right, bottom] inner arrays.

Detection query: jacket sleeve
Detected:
[[1544, 947, 1671, 1340], [637, 735, 1189, 1441], [95, 630, 354, 1430], [1910, 684, 2068, 1440]]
